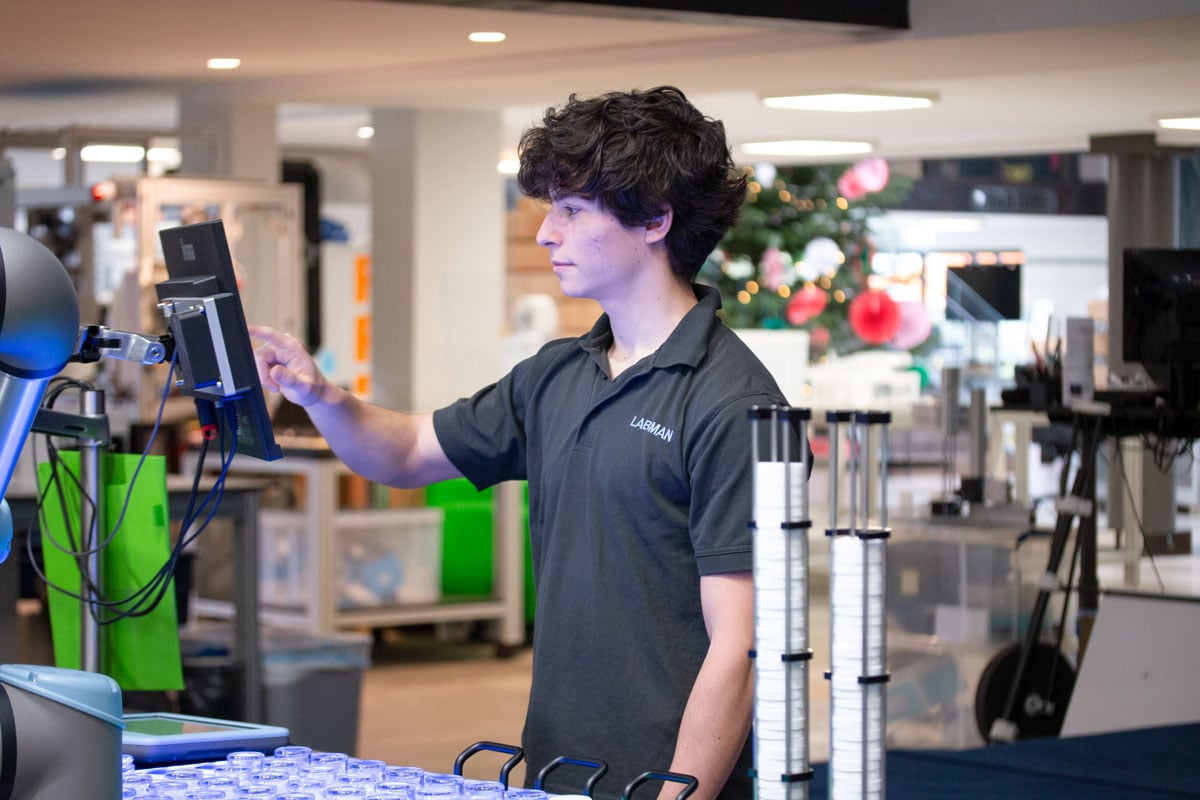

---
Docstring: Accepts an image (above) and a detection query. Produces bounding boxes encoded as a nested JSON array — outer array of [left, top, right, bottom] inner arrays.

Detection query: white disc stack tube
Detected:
[[750, 406, 813, 800], [827, 411, 891, 800]]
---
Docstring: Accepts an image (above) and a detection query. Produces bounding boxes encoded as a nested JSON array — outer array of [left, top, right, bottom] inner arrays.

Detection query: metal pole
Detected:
[[79, 387, 105, 672]]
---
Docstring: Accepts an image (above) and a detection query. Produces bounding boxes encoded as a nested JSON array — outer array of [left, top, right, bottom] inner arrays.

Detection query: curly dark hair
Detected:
[[517, 86, 747, 283]]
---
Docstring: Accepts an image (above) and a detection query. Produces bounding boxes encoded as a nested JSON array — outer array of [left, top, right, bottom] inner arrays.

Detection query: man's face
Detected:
[[536, 194, 656, 304]]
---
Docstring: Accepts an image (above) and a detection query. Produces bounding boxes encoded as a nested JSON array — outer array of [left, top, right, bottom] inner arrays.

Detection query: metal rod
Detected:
[[79, 388, 104, 672]]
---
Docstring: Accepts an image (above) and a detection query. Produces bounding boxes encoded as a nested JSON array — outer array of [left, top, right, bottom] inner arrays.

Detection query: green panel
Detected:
[[428, 478, 535, 623]]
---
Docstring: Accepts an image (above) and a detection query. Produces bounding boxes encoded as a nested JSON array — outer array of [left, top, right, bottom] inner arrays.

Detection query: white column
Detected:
[[178, 92, 279, 181], [369, 107, 505, 412]]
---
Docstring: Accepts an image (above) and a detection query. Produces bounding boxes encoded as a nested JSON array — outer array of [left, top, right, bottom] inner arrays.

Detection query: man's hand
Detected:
[[249, 324, 328, 408]]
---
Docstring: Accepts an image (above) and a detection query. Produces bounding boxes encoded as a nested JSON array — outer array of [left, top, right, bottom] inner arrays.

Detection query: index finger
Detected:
[[247, 323, 290, 346]]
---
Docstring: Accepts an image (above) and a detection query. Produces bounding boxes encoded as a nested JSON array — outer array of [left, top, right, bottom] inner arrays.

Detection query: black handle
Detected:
[[621, 770, 699, 800], [453, 741, 525, 787], [534, 755, 609, 796]]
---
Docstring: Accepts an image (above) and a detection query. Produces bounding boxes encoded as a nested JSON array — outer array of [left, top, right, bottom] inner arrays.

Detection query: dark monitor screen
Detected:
[[1123, 248, 1200, 412], [947, 264, 1022, 321], [157, 220, 282, 461], [1123, 248, 1200, 364]]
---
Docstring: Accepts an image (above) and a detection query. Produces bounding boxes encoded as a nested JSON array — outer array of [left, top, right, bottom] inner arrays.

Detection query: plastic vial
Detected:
[[252, 770, 293, 790], [300, 763, 344, 785], [228, 752, 267, 774], [267, 756, 308, 775], [200, 775, 244, 793], [167, 767, 209, 786], [504, 790, 549, 800], [462, 780, 505, 800], [311, 753, 350, 772], [235, 785, 280, 797], [274, 745, 314, 763], [324, 788, 369, 799], [346, 759, 387, 781], [123, 772, 155, 790], [383, 767, 424, 784], [414, 785, 460, 800]]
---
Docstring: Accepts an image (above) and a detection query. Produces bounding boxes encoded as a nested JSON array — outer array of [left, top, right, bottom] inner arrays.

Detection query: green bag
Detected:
[[37, 452, 184, 691]]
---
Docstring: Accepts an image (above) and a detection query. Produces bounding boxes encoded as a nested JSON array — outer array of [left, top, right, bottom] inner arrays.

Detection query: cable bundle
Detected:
[[827, 412, 890, 800], [750, 406, 812, 800], [31, 365, 240, 627]]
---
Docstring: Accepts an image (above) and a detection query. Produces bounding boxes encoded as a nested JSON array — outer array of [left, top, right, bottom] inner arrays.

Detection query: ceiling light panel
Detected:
[[762, 91, 937, 112], [1158, 115, 1200, 131], [740, 140, 874, 158]]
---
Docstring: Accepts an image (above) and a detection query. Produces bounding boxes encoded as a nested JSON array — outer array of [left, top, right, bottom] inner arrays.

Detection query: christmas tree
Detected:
[[699, 160, 923, 359]]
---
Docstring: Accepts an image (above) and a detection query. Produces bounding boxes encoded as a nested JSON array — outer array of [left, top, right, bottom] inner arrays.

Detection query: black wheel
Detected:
[[975, 641, 1076, 742]]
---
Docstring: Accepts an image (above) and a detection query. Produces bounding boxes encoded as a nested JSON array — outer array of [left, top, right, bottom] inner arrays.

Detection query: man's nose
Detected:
[[536, 214, 559, 248]]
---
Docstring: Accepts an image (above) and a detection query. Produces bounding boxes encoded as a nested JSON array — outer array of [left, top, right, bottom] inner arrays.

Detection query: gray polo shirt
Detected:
[[433, 285, 790, 799]]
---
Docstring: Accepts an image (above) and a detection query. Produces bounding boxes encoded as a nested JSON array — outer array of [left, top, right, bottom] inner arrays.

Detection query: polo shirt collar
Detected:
[[578, 284, 722, 372]]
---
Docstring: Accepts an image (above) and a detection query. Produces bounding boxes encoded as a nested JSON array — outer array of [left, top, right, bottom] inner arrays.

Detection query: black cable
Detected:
[[27, 351, 242, 623]]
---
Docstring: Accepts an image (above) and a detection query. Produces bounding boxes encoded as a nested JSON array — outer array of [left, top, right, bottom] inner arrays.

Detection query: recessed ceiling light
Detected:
[[356, 126, 375, 140], [1157, 115, 1200, 131], [761, 91, 936, 112], [741, 140, 874, 158], [468, 31, 506, 43], [206, 57, 242, 70]]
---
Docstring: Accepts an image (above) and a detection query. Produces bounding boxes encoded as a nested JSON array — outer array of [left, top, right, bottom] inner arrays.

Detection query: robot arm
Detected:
[[0, 227, 81, 562], [0, 228, 81, 501]]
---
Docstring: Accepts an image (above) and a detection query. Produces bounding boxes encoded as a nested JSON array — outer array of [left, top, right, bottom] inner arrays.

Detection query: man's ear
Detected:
[[644, 206, 673, 244]]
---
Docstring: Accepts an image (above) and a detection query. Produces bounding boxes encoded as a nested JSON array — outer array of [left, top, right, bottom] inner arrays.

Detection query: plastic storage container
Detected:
[[179, 624, 372, 755]]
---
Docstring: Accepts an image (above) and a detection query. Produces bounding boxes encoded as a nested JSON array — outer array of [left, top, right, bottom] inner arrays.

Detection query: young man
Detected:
[[252, 86, 799, 799]]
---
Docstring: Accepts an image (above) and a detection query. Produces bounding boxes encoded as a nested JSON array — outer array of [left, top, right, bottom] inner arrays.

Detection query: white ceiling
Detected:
[[3, 0, 1200, 163]]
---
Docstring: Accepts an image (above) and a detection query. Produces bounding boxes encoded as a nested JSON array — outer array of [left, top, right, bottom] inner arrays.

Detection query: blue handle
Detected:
[[534, 755, 609, 796], [453, 741, 524, 787], [620, 770, 699, 800]]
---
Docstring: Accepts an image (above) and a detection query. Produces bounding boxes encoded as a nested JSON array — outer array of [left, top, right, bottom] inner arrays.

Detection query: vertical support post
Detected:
[[829, 411, 890, 800], [751, 405, 812, 800], [78, 388, 105, 673]]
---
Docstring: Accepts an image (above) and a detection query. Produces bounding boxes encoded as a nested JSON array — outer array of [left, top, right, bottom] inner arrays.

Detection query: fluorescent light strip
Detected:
[[1158, 116, 1200, 131], [80, 144, 146, 163], [468, 31, 506, 43], [762, 92, 935, 113], [741, 140, 873, 158], [207, 57, 241, 70]]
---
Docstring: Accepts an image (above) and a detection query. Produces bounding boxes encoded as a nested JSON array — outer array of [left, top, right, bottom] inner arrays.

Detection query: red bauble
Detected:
[[786, 284, 827, 325], [848, 290, 901, 344]]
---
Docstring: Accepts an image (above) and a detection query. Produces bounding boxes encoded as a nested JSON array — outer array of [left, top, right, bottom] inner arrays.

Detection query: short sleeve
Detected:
[[686, 391, 792, 575], [432, 359, 532, 490]]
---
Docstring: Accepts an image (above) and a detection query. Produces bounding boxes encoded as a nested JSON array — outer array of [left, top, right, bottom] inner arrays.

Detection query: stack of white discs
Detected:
[[828, 533, 887, 800], [753, 459, 810, 800]]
